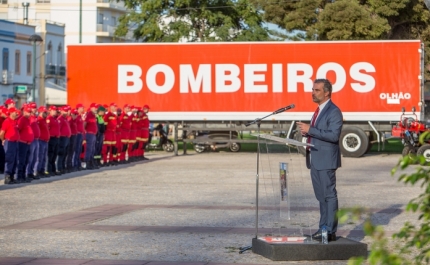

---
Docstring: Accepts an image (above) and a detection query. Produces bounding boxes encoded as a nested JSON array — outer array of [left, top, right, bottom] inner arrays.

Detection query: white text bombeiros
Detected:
[[118, 63, 376, 94]]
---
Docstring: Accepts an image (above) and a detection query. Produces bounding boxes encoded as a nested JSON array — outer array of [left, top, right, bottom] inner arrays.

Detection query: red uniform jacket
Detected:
[[18, 116, 34, 143], [76, 115, 85, 134], [119, 113, 131, 131], [1, 117, 19, 142], [47, 115, 60, 138], [69, 117, 77, 135], [85, 111, 98, 134], [38, 116, 50, 142], [30, 114, 40, 139], [58, 115, 71, 137], [104, 112, 117, 131]]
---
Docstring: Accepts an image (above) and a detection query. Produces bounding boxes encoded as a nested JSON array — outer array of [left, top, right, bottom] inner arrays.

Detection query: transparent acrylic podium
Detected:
[[241, 133, 319, 253]]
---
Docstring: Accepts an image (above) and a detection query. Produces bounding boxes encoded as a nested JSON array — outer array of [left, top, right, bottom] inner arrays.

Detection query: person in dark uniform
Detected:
[[0, 107, 20, 184], [47, 106, 60, 176], [26, 102, 40, 180], [17, 105, 34, 183], [84, 103, 98, 170], [94, 105, 106, 167], [35, 106, 49, 178], [57, 106, 71, 174]]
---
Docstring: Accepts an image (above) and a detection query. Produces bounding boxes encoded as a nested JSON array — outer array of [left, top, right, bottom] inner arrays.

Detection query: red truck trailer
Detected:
[[67, 40, 424, 157]]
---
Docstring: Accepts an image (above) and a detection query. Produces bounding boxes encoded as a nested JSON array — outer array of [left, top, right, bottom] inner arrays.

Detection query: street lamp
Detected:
[[28, 34, 43, 103]]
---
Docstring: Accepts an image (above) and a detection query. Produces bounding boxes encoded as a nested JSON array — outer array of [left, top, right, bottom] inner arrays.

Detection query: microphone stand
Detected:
[[239, 109, 291, 254]]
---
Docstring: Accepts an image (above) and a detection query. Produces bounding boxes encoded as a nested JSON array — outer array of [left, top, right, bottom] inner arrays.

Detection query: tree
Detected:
[[251, 0, 430, 76], [115, 0, 269, 42]]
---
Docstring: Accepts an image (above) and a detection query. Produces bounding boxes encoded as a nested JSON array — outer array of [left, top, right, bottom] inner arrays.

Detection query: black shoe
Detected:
[[4, 174, 15, 185], [309, 231, 336, 242], [55, 171, 62, 176], [27, 173, 40, 180], [329, 233, 336, 242], [24, 177, 32, 183]]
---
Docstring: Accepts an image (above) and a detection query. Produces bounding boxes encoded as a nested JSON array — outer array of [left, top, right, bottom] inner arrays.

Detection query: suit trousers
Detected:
[[310, 166, 339, 233]]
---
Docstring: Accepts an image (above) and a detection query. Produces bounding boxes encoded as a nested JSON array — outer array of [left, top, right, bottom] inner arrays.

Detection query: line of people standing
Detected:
[[1, 99, 151, 185]]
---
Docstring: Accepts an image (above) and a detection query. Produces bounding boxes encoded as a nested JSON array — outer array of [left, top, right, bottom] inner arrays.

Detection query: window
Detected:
[[112, 16, 117, 26], [14, 50, 20, 75], [2, 48, 9, 71], [47, 41, 52, 64], [98, 13, 104, 24], [36, 0, 50, 3], [26, 52, 31, 75], [57, 43, 63, 66], [0, 0, 8, 4]]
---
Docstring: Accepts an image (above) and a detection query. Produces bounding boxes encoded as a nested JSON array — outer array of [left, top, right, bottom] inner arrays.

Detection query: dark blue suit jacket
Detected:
[[306, 100, 343, 170]]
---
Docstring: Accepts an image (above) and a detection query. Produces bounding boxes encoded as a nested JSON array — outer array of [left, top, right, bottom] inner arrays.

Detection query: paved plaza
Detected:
[[0, 150, 422, 265]]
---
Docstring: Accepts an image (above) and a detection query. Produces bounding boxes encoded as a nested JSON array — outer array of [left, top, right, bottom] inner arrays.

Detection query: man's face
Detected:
[[62, 111, 68, 117], [10, 112, 17, 119], [124, 107, 130, 113], [8, 103, 15, 109], [312, 82, 329, 104], [71, 114, 77, 120], [50, 110, 57, 116], [143, 108, 149, 114], [78, 107, 84, 114], [91, 107, 96, 113], [24, 111, 31, 118], [40, 112, 47, 118], [98, 111, 105, 116], [110, 106, 116, 113]]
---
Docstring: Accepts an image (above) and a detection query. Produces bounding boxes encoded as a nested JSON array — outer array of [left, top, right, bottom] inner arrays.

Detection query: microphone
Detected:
[[273, 104, 295, 114]]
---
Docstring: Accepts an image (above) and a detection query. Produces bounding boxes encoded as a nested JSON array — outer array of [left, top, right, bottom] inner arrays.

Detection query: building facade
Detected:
[[0, 0, 132, 50], [0, 19, 65, 106]]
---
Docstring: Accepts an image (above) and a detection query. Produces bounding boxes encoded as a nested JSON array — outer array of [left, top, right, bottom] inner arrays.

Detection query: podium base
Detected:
[[252, 237, 367, 261]]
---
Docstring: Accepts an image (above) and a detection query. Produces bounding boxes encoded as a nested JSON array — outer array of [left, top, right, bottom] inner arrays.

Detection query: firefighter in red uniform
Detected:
[[142, 105, 150, 160], [135, 108, 144, 160], [26, 102, 40, 180], [0, 106, 7, 173], [115, 108, 122, 164], [102, 103, 118, 166], [1, 107, 20, 184], [66, 109, 78, 172], [118, 104, 131, 163], [47, 106, 60, 176], [57, 106, 71, 174], [75, 104, 85, 171], [36, 106, 49, 178], [129, 106, 139, 162], [17, 106, 34, 183]]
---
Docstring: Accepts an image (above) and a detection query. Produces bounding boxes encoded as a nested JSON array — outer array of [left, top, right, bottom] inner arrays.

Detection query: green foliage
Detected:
[[252, 0, 430, 77], [115, 0, 269, 42]]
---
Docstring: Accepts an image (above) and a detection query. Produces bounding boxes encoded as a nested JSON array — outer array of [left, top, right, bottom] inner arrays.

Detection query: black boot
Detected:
[[4, 174, 15, 185], [86, 160, 94, 170], [93, 159, 100, 169]]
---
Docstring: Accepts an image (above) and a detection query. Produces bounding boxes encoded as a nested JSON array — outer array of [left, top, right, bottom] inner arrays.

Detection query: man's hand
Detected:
[[296, 122, 310, 135]]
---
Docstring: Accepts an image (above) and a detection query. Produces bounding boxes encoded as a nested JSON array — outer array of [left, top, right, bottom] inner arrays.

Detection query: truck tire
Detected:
[[417, 144, 430, 163], [340, 127, 369, 157], [162, 140, 174, 152], [229, 142, 241, 152], [293, 132, 307, 156]]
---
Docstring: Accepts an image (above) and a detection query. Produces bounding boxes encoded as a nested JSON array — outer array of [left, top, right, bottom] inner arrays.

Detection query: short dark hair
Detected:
[[314, 79, 332, 97]]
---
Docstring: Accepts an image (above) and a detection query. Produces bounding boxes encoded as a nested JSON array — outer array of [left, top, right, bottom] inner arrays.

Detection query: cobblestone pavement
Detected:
[[0, 150, 422, 265]]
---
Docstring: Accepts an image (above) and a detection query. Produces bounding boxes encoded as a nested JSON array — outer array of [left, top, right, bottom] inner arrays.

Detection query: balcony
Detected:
[[45, 64, 66, 78], [97, 24, 117, 36], [96, 0, 126, 12]]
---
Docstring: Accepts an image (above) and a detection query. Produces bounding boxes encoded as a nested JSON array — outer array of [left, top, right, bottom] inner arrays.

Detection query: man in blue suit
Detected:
[[297, 78, 343, 242]]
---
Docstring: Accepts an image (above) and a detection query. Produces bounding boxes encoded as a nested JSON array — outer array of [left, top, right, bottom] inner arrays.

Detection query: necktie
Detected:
[[306, 107, 320, 150]]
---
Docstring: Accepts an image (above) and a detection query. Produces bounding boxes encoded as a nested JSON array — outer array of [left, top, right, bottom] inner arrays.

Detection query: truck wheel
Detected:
[[340, 127, 369, 157], [162, 140, 174, 152], [194, 144, 206, 153], [293, 132, 306, 156], [417, 144, 430, 164], [229, 142, 241, 152]]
